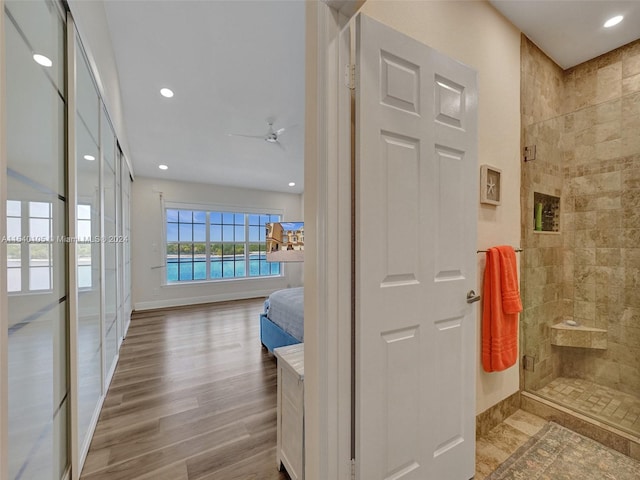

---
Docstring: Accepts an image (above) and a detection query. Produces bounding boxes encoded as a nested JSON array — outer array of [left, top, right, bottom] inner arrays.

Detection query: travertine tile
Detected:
[[597, 63, 623, 104], [623, 43, 640, 78], [475, 393, 521, 438], [574, 247, 596, 265], [502, 410, 546, 438], [596, 248, 621, 266], [623, 91, 640, 118], [630, 440, 640, 461], [522, 38, 640, 429], [535, 377, 640, 436], [481, 423, 531, 457], [476, 410, 546, 479], [623, 73, 640, 95], [475, 439, 508, 480], [623, 127, 640, 156]]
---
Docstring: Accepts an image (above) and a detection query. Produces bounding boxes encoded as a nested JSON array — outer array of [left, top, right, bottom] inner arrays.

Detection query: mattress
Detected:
[[264, 287, 304, 341]]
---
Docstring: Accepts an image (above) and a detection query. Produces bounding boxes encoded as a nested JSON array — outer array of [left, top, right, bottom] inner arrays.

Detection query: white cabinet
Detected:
[[275, 343, 304, 480]]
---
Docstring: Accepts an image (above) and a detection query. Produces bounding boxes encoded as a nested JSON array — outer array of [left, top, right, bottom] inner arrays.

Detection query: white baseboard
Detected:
[[133, 289, 274, 311], [78, 353, 118, 477]]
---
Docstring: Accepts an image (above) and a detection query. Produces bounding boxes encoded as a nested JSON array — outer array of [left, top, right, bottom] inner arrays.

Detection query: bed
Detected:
[[260, 287, 303, 353]]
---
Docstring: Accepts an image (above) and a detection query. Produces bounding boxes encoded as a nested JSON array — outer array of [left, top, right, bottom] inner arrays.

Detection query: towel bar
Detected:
[[477, 248, 523, 253]]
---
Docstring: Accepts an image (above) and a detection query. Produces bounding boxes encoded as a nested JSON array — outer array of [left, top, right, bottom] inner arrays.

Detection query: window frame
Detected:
[[76, 203, 93, 291], [6, 199, 55, 294], [163, 203, 284, 285]]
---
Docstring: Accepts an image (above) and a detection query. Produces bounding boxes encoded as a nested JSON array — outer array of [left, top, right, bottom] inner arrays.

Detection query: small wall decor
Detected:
[[266, 222, 304, 262], [480, 164, 501, 205]]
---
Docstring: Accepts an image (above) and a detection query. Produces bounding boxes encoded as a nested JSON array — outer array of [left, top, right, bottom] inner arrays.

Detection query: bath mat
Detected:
[[485, 421, 640, 479]]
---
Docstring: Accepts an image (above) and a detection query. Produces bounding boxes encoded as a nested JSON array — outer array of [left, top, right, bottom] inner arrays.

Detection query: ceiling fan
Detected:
[[226, 121, 288, 148]]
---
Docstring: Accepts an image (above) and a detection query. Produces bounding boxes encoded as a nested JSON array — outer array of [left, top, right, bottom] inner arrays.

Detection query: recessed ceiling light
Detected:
[[159, 164, 169, 170], [288, 182, 296, 187], [83, 154, 95, 161], [604, 15, 623, 28], [160, 88, 174, 98], [33, 53, 52, 67]]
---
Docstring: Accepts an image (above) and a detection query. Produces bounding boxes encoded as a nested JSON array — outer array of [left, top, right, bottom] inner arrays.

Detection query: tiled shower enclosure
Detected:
[[520, 36, 640, 437]]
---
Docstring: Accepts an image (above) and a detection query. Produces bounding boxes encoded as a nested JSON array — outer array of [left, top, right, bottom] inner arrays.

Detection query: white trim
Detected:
[[66, 11, 80, 480], [104, 351, 119, 389], [336, 15, 354, 478], [0, 2, 8, 478], [115, 147, 122, 349], [305, 2, 355, 480], [325, 0, 362, 18], [133, 290, 272, 311], [78, 387, 107, 471], [123, 308, 131, 335], [164, 200, 286, 217], [98, 101, 107, 405], [161, 274, 285, 288]]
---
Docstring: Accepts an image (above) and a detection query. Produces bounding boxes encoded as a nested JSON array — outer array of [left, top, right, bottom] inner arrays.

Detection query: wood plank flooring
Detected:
[[81, 298, 290, 480]]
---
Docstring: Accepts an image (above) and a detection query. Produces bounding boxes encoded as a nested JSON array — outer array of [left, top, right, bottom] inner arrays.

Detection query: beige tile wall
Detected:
[[520, 37, 565, 391], [521, 36, 640, 397]]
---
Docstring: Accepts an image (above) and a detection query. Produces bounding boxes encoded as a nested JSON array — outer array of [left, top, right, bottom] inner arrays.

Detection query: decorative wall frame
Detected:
[[480, 164, 501, 205]]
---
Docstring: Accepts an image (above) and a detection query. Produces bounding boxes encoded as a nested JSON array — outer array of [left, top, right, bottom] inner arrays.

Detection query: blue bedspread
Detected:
[[264, 287, 304, 341]]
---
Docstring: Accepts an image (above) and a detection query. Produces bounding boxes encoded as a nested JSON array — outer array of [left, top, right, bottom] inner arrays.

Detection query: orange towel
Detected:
[[482, 246, 522, 372]]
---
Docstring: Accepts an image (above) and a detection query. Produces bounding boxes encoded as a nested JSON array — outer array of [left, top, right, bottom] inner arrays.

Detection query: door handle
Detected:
[[466, 290, 481, 304]]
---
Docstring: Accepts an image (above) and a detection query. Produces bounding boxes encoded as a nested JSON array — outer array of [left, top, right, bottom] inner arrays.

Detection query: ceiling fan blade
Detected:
[[226, 133, 265, 139], [275, 140, 286, 151], [275, 127, 286, 136]]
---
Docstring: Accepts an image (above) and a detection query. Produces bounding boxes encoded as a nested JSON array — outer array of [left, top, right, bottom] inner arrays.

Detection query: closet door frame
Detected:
[[0, 1, 8, 477], [67, 10, 80, 479]]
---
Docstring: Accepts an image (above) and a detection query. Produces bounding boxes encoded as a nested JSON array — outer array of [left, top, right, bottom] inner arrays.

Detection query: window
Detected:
[[6, 200, 22, 292], [166, 209, 281, 283], [77, 204, 92, 289], [5, 200, 53, 292]]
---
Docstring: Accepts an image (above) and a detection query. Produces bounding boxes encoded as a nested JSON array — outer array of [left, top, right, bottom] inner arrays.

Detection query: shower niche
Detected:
[[533, 192, 560, 232]]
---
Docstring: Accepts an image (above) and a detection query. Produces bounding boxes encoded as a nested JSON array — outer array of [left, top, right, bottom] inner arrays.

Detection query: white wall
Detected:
[[359, 0, 522, 414], [131, 177, 304, 310]]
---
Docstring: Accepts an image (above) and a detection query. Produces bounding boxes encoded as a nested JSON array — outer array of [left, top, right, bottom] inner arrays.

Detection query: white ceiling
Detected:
[[102, 1, 640, 194], [490, 0, 640, 69], [103, 0, 305, 194]]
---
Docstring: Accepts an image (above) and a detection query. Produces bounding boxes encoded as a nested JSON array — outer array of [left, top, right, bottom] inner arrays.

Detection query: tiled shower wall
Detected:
[[520, 37, 565, 391], [521, 36, 640, 397]]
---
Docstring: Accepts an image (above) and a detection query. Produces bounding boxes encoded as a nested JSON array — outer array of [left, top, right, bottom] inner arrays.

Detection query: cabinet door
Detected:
[[281, 368, 304, 479]]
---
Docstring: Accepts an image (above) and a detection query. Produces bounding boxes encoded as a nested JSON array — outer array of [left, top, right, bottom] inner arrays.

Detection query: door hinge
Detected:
[[523, 355, 536, 372], [351, 458, 356, 480], [524, 145, 536, 162], [344, 64, 356, 90]]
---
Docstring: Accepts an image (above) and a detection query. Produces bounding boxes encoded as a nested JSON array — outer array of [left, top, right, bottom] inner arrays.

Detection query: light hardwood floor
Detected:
[[81, 298, 290, 480]]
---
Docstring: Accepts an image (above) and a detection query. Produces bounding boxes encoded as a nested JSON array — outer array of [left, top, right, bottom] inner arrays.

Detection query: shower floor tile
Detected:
[[535, 377, 640, 436]]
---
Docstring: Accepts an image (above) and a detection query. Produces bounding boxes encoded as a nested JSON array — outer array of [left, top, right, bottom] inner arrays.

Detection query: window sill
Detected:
[[162, 274, 285, 287]]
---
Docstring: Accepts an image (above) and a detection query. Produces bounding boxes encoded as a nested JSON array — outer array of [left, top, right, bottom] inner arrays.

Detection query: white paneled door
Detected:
[[354, 14, 478, 480]]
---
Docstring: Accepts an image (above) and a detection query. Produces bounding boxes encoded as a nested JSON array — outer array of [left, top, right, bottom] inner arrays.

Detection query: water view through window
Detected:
[[166, 209, 281, 282]]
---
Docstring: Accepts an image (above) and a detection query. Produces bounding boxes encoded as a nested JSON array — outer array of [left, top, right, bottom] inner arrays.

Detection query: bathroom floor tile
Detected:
[[475, 409, 545, 480], [503, 409, 547, 436], [535, 377, 640, 436]]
